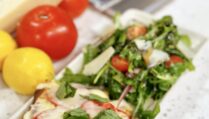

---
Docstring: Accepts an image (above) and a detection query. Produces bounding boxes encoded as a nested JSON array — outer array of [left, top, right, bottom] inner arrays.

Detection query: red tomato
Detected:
[[59, 0, 89, 19], [16, 5, 78, 60], [111, 55, 129, 72], [165, 55, 183, 68]]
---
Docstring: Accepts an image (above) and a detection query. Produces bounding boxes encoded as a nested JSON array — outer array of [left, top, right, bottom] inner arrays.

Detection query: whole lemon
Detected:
[[0, 30, 17, 71], [3, 48, 54, 95]]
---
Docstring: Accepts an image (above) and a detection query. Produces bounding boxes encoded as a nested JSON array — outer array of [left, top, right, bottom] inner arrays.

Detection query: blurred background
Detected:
[[90, 0, 170, 13]]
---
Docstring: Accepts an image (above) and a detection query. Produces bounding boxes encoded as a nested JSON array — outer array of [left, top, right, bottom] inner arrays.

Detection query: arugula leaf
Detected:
[[56, 82, 76, 99], [140, 102, 160, 119], [84, 45, 99, 65], [99, 35, 116, 52], [180, 35, 191, 47], [185, 60, 195, 71], [120, 42, 144, 71], [99, 30, 127, 53], [60, 68, 93, 85], [93, 64, 109, 84], [63, 108, 89, 119], [108, 79, 123, 100], [81, 94, 109, 103], [93, 110, 122, 119]]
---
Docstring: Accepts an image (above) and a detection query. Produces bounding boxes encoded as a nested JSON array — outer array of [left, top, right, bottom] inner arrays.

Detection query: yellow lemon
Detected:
[[3, 47, 54, 95], [0, 30, 17, 71]]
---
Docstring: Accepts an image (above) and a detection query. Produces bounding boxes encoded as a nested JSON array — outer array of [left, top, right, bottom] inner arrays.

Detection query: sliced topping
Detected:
[[126, 24, 147, 40], [165, 55, 184, 68], [81, 101, 104, 118], [135, 39, 152, 51], [29, 99, 55, 119], [63, 108, 89, 119], [34, 107, 66, 119], [83, 47, 115, 75], [143, 49, 170, 68], [81, 101, 130, 119], [111, 55, 129, 72], [111, 100, 133, 117]]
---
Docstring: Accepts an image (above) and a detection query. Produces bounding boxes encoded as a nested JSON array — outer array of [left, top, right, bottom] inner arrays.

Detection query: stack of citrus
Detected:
[[0, 30, 54, 95]]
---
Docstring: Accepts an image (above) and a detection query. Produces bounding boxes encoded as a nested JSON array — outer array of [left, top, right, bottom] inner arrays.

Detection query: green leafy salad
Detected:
[[56, 16, 194, 119]]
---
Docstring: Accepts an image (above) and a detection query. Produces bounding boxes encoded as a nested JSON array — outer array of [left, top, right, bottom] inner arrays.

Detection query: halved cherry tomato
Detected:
[[16, 5, 78, 60], [165, 55, 183, 68], [59, 0, 89, 19], [111, 55, 129, 72]]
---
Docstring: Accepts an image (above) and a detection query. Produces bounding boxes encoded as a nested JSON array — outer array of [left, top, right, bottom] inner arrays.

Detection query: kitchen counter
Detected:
[[155, 0, 209, 38]]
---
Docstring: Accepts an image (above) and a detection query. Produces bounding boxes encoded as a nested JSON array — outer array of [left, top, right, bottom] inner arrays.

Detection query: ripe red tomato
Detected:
[[59, 0, 89, 19], [16, 5, 78, 60], [111, 55, 129, 72], [165, 55, 183, 68]]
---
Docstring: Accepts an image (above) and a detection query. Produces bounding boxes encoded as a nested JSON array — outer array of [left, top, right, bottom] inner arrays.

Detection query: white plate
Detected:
[[11, 9, 207, 119]]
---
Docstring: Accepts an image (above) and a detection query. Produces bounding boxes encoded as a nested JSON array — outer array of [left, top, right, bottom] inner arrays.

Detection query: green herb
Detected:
[[63, 108, 89, 119], [60, 68, 93, 85], [93, 64, 109, 84], [93, 110, 122, 119], [84, 45, 99, 65], [56, 82, 76, 99], [180, 35, 191, 47], [81, 94, 109, 103]]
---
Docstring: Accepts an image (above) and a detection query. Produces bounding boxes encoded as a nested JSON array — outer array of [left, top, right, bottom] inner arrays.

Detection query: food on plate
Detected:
[[24, 16, 194, 119], [59, 0, 89, 18], [3, 48, 54, 95], [24, 81, 132, 119], [17, 5, 78, 60], [0, 0, 61, 32], [0, 30, 17, 71]]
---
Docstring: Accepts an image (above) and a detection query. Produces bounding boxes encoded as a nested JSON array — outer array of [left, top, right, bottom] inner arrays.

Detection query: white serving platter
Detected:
[[11, 9, 207, 119]]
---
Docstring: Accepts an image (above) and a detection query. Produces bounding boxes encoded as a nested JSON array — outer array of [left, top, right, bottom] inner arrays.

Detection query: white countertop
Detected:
[[1, 0, 209, 118], [155, 0, 209, 38]]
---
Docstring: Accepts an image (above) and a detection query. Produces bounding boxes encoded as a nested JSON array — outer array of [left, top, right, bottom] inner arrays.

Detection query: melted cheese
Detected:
[[24, 82, 133, 119], [24, 99, 55, 119]]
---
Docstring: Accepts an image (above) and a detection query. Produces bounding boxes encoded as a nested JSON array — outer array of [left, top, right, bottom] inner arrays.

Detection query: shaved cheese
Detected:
[[135, 39, 152, 51], [83, 47, 115, 75], [147, 49, 170, 68], [0, 0, 61, 32], [177, 41, 194, 59]]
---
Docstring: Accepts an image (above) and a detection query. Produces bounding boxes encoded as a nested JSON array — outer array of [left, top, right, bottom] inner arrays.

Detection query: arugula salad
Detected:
[[56, 16, 194, 119]]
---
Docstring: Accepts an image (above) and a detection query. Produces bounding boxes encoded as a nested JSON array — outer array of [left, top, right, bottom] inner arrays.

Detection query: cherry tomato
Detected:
[[127, 24, 147, 40], [16, 5, 78, 60], [111, 55, 129, 72], [165, 55, 183, 68], [59, 0, 89, 19]]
